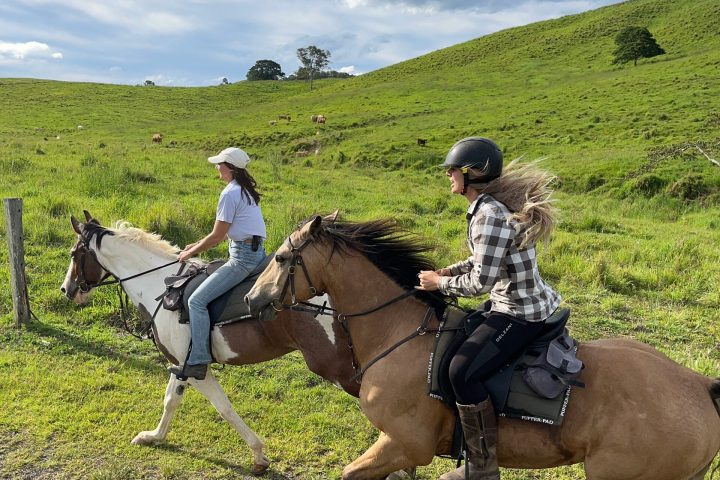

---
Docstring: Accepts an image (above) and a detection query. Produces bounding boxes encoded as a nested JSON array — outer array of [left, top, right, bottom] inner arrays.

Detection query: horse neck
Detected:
[[92, 235, 179, 306], [322, 253, 431, 365]]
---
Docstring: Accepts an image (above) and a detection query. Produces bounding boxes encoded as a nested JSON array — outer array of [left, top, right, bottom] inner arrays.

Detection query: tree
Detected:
[[287, 68, 353, 81], [296, 45, 330, 90], [613, 26, 665, 66], [246, 60, 285, 81], [143, 79, 155, 86], [220, 77, 229, 85]]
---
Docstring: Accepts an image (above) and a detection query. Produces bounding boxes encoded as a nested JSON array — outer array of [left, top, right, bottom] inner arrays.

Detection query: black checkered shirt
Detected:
[[437, 194, 561, 322]]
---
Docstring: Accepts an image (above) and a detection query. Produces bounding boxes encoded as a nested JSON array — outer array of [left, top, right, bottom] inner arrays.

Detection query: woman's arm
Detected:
[[178, 220, 231, 262], [436, 214, 515, 296]]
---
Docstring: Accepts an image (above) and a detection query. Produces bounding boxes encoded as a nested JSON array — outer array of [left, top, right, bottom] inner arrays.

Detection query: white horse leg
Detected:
[[189, 373, 271, 474], [132, 374, 187, 445]]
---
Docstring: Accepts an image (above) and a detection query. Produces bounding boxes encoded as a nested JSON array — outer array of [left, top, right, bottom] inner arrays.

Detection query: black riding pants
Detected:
[[449, 313, 545, 405]]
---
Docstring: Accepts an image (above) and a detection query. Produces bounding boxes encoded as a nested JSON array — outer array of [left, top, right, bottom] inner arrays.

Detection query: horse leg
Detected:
[[132, 374, 187, 445], [342, 432, 425, 480], [385, 467, 417, 479], [189, 373, 271, 475]]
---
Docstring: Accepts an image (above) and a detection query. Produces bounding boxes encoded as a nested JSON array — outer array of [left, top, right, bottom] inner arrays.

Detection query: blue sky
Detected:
[[0, 0, 621, 86]]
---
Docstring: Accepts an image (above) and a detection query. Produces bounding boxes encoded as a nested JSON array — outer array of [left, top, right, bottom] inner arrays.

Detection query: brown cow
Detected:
[[417, 138, 427, 146], [311, 114, 319, 123], [152, 133, 163, 143], [278, 114, 291, 122], [316, 115, 326, 124]]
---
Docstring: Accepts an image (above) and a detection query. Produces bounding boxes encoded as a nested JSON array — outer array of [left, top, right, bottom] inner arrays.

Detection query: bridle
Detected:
[[71, 239, 115, 293], [272, 234, 325, 313], [269, 229, 456, 382], [70, 233, 180, 339]]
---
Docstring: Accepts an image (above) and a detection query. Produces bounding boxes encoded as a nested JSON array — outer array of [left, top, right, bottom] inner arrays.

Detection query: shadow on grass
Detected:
[[25, 320, 166, 374], [150, 443, 300, 479]]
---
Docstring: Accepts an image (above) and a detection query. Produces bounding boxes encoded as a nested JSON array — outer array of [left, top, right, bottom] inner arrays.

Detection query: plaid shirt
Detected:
[[437, 194, 561, 322]]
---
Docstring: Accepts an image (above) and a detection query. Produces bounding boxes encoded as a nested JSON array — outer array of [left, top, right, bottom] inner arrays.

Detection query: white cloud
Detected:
[[0, 41, 62, 64], [339, 65, 360, 75]]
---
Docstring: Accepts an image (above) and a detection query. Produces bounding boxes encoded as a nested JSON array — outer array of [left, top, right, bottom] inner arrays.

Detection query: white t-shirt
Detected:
[[216, 180, 266, 241]]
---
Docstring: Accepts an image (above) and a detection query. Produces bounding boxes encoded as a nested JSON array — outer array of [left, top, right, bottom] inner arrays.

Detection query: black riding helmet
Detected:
[[441, 137, 503, 194]]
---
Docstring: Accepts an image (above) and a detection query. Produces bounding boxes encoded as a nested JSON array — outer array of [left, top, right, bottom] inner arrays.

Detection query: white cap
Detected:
[[208, 147, 250, 169]]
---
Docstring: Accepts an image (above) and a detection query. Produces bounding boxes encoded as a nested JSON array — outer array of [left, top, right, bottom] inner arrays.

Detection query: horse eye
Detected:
[[275, 255, 285, 264]]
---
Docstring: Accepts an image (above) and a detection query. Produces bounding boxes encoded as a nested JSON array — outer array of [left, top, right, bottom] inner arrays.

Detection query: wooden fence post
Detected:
[[4, 198, 30, 327]]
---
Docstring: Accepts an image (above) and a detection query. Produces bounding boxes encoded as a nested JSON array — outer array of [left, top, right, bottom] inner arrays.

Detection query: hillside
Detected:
[[1, 0, 719, 478]]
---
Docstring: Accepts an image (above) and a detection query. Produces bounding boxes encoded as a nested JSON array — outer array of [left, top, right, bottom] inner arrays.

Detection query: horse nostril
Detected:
[[60, 286, 66, 293], [244, 295, 250, 306]]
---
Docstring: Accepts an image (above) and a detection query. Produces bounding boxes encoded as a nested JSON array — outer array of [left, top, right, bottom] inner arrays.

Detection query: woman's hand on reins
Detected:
[[416, 270, 441, 291]]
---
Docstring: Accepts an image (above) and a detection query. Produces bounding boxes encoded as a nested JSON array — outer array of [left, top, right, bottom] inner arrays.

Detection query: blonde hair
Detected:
[[469, 160, 558, 249]]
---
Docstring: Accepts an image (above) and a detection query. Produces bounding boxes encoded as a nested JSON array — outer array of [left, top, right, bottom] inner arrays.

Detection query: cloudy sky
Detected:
[[0, 0, 621, 86]]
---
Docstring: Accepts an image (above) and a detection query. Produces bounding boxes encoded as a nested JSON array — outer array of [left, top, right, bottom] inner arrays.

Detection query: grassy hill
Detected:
[[1, 0, 719, 478]]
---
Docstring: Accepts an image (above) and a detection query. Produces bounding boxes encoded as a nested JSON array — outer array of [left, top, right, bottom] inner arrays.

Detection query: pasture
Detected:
[[1, 0, 719, 477]]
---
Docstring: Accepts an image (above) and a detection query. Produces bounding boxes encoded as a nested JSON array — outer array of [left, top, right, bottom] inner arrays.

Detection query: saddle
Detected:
[[428, 307, 584, 426], [159, 254, 273, 326]]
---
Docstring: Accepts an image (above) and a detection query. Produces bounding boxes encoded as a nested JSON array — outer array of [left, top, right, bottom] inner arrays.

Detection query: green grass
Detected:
[[1, 0, 719, 477]]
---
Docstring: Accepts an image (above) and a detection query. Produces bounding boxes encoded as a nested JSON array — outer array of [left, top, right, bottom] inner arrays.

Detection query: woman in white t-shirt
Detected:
[[169, 147, 267, 380]]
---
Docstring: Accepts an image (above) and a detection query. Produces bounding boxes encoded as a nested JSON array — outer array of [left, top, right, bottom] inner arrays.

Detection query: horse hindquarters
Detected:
[[571, 341, 720, 480]]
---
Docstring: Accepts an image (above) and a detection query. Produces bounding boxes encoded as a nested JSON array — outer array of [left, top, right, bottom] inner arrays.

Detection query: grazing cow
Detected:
[[417, 138, 427, 146], [311, 114, 319, 123], [278, 114, 291, 121], [152, 133, 163, 144], [316, 115, 326, 124]]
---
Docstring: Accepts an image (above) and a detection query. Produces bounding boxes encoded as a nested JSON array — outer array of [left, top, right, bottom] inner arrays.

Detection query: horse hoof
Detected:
[[251, 463, 269, 475], [131, 433, 159, 445]]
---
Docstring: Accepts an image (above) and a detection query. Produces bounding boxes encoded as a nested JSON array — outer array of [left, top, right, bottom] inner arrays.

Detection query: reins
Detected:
[[73, 235, 180, 339], [269, 230, 460, 382]]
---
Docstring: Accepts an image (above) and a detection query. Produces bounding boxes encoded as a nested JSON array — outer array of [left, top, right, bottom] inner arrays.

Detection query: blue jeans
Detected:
[[187, 240, 266, 365]]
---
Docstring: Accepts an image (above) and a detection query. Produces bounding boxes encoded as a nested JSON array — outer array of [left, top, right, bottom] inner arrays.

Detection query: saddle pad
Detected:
[[428, 307, 574, 426], [178, 254, 273, 325]]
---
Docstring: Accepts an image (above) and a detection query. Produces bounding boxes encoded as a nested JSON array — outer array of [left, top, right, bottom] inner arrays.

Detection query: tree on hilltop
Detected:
[[613, 26, 665, 66], [297, 45, 330, 90], [247, 60, 285, 81]]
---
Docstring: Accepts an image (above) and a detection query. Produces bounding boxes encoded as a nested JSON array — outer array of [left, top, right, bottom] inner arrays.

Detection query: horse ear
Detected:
[[71, 216, 83, 235], [309, 215, 322, 234], [324, 210, 340, 224], [83, 210, 99, 224]]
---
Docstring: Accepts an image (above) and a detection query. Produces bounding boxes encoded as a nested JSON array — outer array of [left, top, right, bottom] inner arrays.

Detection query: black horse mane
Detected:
[[302, 215, 449, 312]]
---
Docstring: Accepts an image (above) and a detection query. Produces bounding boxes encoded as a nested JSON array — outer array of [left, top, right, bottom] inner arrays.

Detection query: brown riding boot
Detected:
[[439, 399, 500, 480]]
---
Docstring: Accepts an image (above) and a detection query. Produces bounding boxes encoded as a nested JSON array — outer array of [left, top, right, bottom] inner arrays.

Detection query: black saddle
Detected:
[[175, 254, 273, 325], [428, 307, 578, 426]]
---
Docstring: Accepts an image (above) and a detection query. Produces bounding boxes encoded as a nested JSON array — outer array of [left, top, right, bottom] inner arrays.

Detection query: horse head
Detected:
[[61, 210, 110, 304], [246, 214, 331, 317]]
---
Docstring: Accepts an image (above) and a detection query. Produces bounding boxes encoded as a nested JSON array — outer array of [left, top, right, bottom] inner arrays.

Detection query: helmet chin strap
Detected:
[[461, 167, 469, 195]]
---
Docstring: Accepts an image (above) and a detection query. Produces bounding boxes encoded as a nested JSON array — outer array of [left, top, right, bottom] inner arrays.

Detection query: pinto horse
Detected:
[[61, 212, 360, 475], [245, 215, 720, 480]]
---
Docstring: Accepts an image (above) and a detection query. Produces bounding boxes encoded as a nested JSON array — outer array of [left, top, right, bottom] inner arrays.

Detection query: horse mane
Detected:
[[82, 221, 180, 257], [304, 215, 448, 311]]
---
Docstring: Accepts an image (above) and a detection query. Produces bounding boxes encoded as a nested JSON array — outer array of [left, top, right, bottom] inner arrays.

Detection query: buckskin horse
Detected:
[[245, 214, 720, 480], [61, 211, 361, 475]]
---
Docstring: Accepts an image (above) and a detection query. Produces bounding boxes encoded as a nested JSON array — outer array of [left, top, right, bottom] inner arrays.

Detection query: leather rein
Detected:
[[270, 232, 450, 382], [72, 235, 179, 339]]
